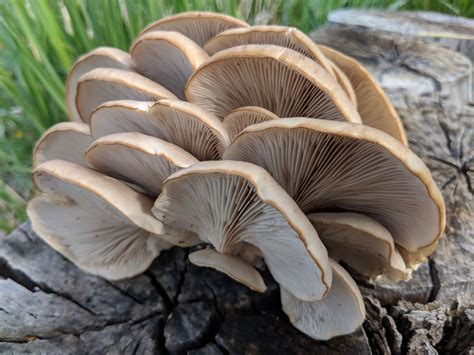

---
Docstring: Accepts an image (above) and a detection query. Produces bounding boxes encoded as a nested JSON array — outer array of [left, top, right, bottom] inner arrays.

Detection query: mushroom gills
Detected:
[[281, 260, 365, 341], [307, 212, 408, 281], [90, 99, 229, 160], [153, 160, 331, 301]]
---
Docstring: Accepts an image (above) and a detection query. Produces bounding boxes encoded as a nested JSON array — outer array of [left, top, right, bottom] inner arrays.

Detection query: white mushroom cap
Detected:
[[28, 159, 198, 279], [307, 212, 408, 281], [318, 45, 407, 145], [223, 106, 278, 141], [203, 25, 335, 77], [139, 12, 249, 47], [185, 45, 361, 123], [76, 68, 176, 123], [130, 31, 209, 99], [85, 132, 199, 196], [33, 122, 93, 168], [66, 47, 134, 122], [90, 99, 230, 160], [223, 118, 445, 267], [281, 260, 365, 341], [189, 248, 267, 292], [152, 160, 332, 301]]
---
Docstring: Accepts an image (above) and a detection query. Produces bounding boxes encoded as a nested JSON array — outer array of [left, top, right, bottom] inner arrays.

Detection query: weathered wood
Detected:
[[327, 9, 474, 101], [1, 11, 473, 355]]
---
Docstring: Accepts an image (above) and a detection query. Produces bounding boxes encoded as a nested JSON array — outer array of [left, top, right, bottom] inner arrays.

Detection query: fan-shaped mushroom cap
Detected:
[[318, 45, 407, 145], [66, 47, 134, 122], [130, 31, 209, 99], [189, 248, 267, 293], [203, 25, 335, 77], [85, 132, 198, 196], [28, 159, 196, 279], [307, 212, 408, 281], [33, 122, 93, 168], [90, 99, 230, 160], [139, 12, 249, 47], [281, 260, 365, 341], [152, 160, 331, 301], [327, 60, 358, 108], [223, 118, 445, 267], [185, 45, 361, 123], [223, 106, 278, 141], [76, 68, 176, 123]]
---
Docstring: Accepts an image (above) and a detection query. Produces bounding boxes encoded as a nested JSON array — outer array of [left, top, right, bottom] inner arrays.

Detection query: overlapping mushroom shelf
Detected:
[[28, 11, 445, 341]]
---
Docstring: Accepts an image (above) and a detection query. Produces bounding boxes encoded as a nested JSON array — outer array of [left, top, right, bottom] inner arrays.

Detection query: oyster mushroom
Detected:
[[85, 132, 199, 196], [76, 68, 176, 123], [307, 212, 408, 281], [130, 31, 209, 99], [90, 99, 230, 160], [28, 160, 195, 279], [33, 122, 93, 168], [223, 118, 445, 267], [139, 11, 249, 46], [281, 260, 365, 341], [185, 45, 361, 123], [152, 160, 332, 301], [66, 47, 135, 122], [223, 106, 278, 141], [318, 45, 407, 144]]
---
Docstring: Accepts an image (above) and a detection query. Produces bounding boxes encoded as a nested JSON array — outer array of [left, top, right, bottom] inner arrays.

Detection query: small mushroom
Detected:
[[76, 68, 176, 123], [223, 118, 445, 267], [307, 212, 408, 281], [66, 47, 134, 122], [130, 31, 209, 99], [281, 260, 365, 341], [33, 122, 93, 168], [152, 160, 331, 301], [223, 106, 278, 141], [318, 45, 407, 145], [85, 132, 199, 196], [139, 11, 249, 47], [185, 45, 361, 123], [90, 99, 230, 160], [28, 160, 195, 279], [189, 248, 267, 292]]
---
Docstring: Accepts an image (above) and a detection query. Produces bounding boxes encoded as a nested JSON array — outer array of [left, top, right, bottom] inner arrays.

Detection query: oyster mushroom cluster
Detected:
[[28, 12, 445, 340]]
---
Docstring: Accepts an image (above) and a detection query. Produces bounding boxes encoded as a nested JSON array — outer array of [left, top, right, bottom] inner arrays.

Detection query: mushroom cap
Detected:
[[223, 118, 445, 267], [307, 212, 408, 281], [203, 25, 335, 77], [326, 59, 358, 108], [33, 122, 93, 168], [281, 260, 365, 341], [223, 106, 279, 141], [76, 68, 176, 123], [66, 47, 134, 122], [85, 132, 199, 196], [139, 11, 249, 46], [130, 31, 209, 99], [189, 248, 267, 293], [185, 45, 361, 123], [318, 45, 407, 145], [90, 99, 230, 160], [27, 194, 170, 280], [152, 160, 331, 301]]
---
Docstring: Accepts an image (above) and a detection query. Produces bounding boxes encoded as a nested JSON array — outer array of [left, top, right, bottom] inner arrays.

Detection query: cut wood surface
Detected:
[[1, 11, 473, 354]]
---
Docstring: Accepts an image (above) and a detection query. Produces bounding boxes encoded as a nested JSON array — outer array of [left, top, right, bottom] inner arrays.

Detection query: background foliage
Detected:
[[1, 0, 473, 232]]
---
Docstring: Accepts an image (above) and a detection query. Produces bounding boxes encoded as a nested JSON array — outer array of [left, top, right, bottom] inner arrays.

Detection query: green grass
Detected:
[[1, 0, 473, 233]]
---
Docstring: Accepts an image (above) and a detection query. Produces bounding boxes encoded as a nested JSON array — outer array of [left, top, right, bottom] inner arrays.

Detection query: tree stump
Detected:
[[326, 9, 474, 102], [1, 11, 473, 355]]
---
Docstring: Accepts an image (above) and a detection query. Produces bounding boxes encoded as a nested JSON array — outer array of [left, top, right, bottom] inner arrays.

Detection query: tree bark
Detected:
[[1, 11, 473, 355]]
